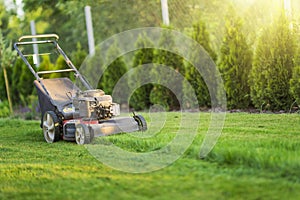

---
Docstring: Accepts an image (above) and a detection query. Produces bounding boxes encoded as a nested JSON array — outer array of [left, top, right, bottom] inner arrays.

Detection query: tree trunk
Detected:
[[3, 67, 13, 114]]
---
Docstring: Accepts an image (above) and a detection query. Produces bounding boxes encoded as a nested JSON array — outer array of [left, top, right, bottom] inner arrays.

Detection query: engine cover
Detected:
[[73, 89, 120, 120]]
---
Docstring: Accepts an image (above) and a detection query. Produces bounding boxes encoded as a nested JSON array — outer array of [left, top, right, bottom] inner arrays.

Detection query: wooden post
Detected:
[[30, 20, 40, 66], [161, 0, 170, 26], [3, 67, 13, 114], [85, 6, 95, 56]]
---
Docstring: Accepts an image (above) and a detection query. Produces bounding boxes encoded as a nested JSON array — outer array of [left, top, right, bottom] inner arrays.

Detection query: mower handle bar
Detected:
[[14, 40, 56, 47], [14, 34, 93, 91], [37, 69, 76, 75], [18, 34, 59, 42]]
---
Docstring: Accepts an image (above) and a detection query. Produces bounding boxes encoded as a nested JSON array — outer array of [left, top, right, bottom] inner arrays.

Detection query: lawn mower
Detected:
[[14, 34, 147, 144]]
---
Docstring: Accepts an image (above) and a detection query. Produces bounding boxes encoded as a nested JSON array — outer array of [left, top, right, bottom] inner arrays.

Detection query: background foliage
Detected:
[[1, 0, 300, 115]]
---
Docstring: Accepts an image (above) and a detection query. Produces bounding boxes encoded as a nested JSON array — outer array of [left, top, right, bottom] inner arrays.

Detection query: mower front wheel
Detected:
[[75, 124, 92, 145], [134, 115, 147, 131], [43, 111, 61, 143]]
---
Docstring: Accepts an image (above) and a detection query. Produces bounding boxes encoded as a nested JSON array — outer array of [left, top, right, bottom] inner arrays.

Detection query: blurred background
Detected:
[[0, 0, 300, 118]]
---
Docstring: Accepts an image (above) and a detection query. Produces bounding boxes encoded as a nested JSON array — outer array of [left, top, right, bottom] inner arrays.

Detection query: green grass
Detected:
[[0, 112, 300, 199]]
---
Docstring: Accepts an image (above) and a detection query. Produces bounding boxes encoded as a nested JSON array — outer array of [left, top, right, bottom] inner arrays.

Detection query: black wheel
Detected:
[[42, 111, 61, 143], [134, 115, 147, 131], [75, 124, 92, 145]]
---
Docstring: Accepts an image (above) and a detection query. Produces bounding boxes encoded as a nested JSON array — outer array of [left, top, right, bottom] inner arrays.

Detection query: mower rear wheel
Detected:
[[43, 111, 60, 143], [134, 115, 147, 131], [75, 124, 91, 145]]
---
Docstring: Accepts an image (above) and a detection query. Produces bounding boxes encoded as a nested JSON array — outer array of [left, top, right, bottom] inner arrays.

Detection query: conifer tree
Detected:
[[101, 42, 128, 104], [50, 55, 69, 79], [129, 33, 155, 110], [191, 21, 217, 62], [83, 47, 104, 90], [38, 55, 54, 79], [219, 9, 253, 109], [17, 57, 36, 105], [11, 58, 25, 104], [0, 30, 17, 112], [185, 20, 217, 108], [150, 28, 185, 111], [71, 42, 87, 69], [289, 48, 300, 106], [290, 65, 300, 105], [250, 14, 296, 110], [68, 42, 88, 81]]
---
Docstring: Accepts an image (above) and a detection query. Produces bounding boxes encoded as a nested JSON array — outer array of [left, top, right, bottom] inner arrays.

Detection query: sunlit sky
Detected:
[[4, 0, 24, 17]]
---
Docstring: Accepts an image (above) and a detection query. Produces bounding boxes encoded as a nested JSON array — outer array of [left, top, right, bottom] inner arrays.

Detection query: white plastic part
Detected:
[[111, 103, 120, 116]]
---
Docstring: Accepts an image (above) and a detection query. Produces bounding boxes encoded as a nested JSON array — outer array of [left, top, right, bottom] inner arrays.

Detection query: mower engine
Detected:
[[73, 89, 120, 121]]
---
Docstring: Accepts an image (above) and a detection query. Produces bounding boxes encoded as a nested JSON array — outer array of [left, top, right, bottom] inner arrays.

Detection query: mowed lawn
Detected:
[[0, 112, 300, 200]]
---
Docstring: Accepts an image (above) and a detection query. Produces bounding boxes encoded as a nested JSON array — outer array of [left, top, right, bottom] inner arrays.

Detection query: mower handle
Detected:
[[18, 34, 59, 42], [37, 69, 76, 75], [14, 33, 93, 91]]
